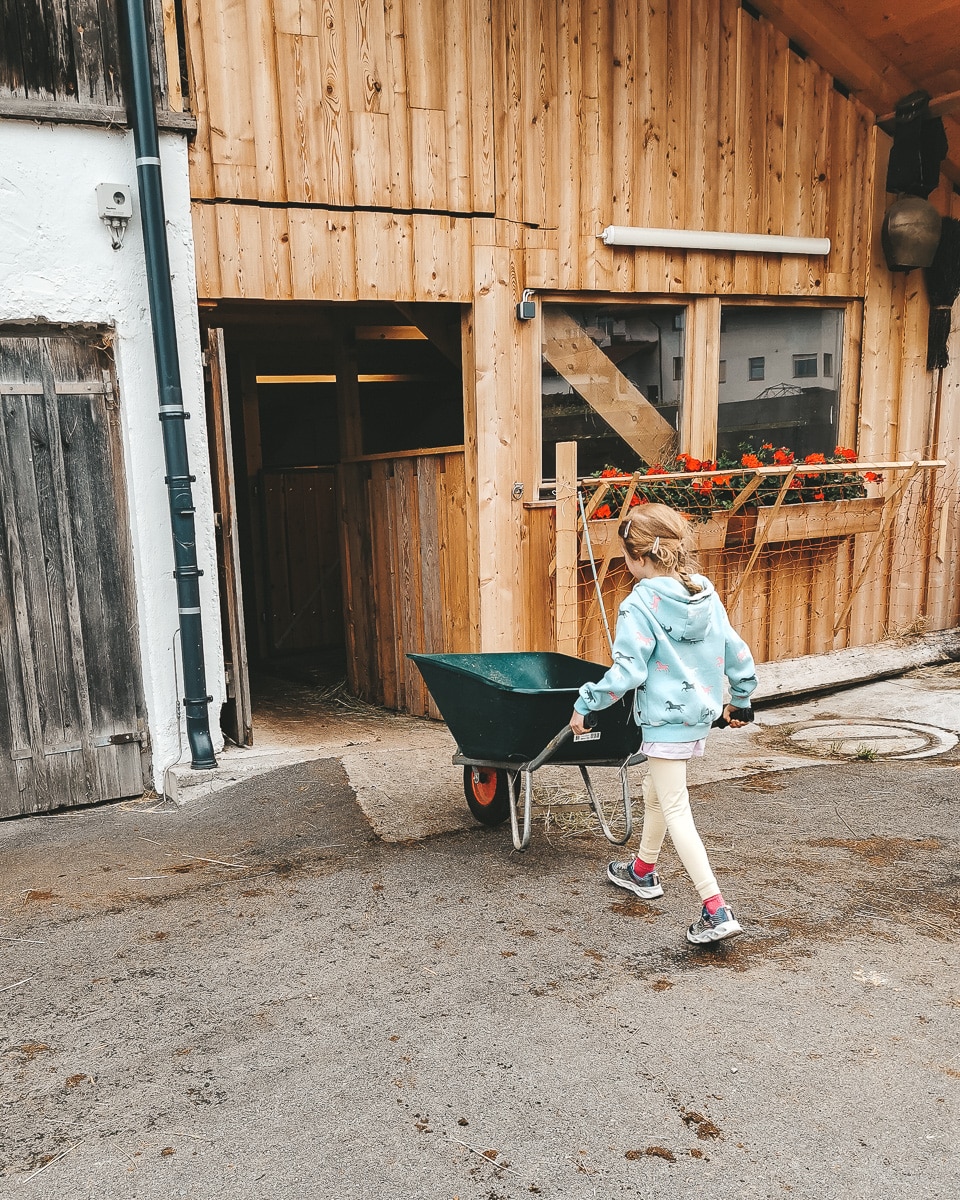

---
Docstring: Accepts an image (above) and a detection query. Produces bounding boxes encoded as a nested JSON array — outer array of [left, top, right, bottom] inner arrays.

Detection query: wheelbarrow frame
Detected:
[[454, 721, 646, 851], [408, 651, 646, 851]]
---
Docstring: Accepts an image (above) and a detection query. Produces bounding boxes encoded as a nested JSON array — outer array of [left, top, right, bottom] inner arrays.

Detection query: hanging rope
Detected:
[[578, 486, 614, 657]]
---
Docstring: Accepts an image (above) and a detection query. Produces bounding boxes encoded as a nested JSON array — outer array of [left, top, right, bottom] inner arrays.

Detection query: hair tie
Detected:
[[652, 536, 660, 555]]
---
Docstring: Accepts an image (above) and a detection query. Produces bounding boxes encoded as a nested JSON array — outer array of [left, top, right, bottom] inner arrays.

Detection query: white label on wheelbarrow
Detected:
[[573, 731, 601, 742]]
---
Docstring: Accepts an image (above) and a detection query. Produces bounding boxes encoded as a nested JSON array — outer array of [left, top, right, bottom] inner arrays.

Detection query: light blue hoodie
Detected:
[[574, 574, 758, 742]]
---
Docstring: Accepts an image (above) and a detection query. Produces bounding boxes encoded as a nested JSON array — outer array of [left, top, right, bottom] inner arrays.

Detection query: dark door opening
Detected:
[[203, 301, 464, 745]]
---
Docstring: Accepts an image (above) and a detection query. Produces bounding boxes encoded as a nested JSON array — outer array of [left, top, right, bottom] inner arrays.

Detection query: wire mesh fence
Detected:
[[570, 453, 953, 666]]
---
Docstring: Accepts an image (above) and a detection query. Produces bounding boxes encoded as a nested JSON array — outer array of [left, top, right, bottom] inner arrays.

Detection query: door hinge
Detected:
[[92, 732, 144, 747]]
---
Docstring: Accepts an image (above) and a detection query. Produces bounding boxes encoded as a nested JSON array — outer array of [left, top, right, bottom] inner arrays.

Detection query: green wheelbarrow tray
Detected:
[[407, 652, 646, 851]]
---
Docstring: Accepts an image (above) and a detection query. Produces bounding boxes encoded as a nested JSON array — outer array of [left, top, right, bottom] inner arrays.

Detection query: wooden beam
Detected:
[[0, 99, 196, 133], [555, 441, 579, 655], [542, 308, 678, 468], [682, 297, 721, 461], [878, 89, 960, 127], [747, 0, 918, 114], [394, 304, 462, 367]]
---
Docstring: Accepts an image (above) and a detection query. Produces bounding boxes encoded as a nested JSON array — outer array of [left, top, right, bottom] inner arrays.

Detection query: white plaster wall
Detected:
[[0, 120, 225, 791]]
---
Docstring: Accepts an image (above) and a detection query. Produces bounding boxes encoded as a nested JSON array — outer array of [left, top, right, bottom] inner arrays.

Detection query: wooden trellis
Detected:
[[553, 442, 946, 660]]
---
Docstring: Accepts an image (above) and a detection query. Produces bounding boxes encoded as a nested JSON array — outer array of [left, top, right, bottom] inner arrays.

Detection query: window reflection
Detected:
[[719, 307, 843, 458]]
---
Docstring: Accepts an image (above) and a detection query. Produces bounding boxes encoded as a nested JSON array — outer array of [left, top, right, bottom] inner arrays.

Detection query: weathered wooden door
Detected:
[[0, 332, 150, 816], [205, 329, 252, 746]]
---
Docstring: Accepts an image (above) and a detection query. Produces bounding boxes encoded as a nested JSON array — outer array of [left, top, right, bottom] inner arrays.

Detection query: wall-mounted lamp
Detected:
[[96, 182, 133, 250], [599, 226, 831, 256], [516, 288, 536, 320]]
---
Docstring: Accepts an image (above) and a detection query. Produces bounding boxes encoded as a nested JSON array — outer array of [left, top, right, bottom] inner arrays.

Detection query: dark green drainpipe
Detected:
[[122, 0, 217, 769]]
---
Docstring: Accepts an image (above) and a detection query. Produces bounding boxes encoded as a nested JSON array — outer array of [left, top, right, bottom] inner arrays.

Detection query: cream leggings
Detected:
[[637, 758, 719, 901]]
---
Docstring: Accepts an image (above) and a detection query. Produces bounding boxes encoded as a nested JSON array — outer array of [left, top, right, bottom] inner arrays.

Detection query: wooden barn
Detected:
[[1, 0, 958, 813], [178, 1, 960, 740]]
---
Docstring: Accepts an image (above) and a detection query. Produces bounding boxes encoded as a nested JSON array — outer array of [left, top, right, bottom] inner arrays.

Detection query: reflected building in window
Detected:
[[719, 307, 843, 458]]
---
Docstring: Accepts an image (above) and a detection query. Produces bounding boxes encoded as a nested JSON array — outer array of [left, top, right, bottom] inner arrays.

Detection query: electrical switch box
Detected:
[[96, 183, 133, 220]]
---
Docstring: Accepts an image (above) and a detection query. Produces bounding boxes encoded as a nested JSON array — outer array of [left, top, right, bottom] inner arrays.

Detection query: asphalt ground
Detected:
[[1, 756, 958, 1199]]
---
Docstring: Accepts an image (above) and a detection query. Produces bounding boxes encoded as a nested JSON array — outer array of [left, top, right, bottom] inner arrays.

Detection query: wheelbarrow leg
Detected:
[[577, 764, 634, 845], [507, 768, 534, 851]]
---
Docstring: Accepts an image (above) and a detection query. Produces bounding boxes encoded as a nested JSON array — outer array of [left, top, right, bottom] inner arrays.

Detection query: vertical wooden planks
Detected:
[[520, 0, 555, 230], [555, 440, 578, 655], [631, 0, 669, 291], [555, 0, 581, 289], [578, 0, 613, 290], [199, 0, 259, 195], [0, 334, 148, 813], [338, 461, 377, 700], [609, 0, 637, 291], [470, 246, 526, 651], [242, 0, 286, 202], [492, 0, 521, 224], [439, 452, 473, 653], [682, 297, 721, 460]]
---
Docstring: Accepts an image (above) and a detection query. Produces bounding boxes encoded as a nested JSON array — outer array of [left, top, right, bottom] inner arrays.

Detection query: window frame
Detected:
[[531, 294, 862, 490]]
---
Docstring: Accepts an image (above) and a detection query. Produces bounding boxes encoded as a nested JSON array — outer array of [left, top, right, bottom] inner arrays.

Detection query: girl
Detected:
[[569, 503, 757, 945]]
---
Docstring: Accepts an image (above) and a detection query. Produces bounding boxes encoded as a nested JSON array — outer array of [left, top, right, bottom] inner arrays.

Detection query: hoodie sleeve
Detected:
[[718, 601, 758, 705], [573, 601, 653, 716]]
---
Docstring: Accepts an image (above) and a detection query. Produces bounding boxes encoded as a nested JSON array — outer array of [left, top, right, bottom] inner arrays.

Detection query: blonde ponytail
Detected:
[[618, 504, 702, 595]]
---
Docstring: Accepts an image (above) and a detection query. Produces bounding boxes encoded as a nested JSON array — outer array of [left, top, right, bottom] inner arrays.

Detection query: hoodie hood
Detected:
[[635, 575, 716, 643]]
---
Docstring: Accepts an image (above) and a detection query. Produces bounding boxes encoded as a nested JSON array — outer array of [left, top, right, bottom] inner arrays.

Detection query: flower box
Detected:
[[579, 511, 730, 562], [579, 498, 883, 562], [759, 497, 884, 543]]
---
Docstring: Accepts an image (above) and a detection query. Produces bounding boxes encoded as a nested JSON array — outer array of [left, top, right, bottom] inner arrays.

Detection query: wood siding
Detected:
[[262, 467, 343, 654], [0, 333, 149, 816], [338, 449, 472, 716], [0, 0, 187, 122], [185, 0, 960, 697]]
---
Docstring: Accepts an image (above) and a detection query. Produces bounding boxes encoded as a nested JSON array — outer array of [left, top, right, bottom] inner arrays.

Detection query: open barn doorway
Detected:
[[201, 302, 465, 747]]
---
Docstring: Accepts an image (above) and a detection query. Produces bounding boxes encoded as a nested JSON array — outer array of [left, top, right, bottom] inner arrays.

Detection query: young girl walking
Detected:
[[569, 503, 757, 945]]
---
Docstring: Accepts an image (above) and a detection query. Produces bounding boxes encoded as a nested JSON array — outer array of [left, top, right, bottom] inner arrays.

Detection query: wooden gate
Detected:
[[0, 332, 150, 816]]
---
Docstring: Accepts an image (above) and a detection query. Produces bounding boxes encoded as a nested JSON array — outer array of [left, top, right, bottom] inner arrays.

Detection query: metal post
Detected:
[[122, 0, 217, 769]]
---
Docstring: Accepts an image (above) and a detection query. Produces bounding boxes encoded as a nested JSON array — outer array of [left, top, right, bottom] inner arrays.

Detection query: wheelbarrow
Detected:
[[407, 652, 645, 851]]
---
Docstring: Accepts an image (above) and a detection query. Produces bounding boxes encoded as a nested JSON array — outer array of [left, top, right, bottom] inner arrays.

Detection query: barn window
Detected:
[[719, 307, 844, 458], [793, 353, 818, 378], [541, 303, 685, 478]]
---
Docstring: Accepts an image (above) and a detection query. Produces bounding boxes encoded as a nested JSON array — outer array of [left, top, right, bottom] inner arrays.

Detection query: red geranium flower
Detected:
[[593, 504, 612, 519], [865, 472, 883, 483], [773, 448, 794, 465], [645, 463, 666, 476], [804, 453, 827, 464], [813, 490, 825, 501], [761, 442, 773, 450], [834, 446, 857, 462], [741, 453, 762, 468]]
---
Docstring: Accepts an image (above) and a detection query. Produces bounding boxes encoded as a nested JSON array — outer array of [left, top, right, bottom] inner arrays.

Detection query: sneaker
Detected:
[[686, 905, 743, 945], [606, 860, 664, 899]]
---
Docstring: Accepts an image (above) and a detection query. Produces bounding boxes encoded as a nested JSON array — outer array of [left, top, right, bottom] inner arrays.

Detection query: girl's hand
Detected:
[[723, 703, 747, 729], [570, 710, 589, 735]]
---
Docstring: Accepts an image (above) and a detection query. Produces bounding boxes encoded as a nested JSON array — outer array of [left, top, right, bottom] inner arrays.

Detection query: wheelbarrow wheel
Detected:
[[463, 766, 517, 827]]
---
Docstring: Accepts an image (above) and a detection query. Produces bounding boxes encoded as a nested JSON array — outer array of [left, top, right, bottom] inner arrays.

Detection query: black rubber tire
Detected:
[[463, 766, 517, 827]]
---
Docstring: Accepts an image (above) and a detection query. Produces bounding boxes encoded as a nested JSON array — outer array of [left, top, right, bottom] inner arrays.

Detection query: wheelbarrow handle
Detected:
[[525, 711, 595, 772]]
